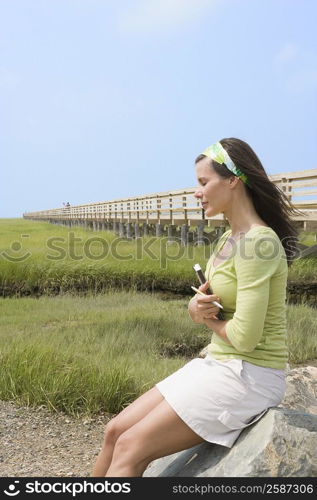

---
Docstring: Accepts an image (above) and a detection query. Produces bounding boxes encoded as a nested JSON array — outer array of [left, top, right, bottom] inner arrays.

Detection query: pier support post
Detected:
[[134, 223, 141, 239], [195, 222, 205, 246], [167, 224, 176, 244], [181, 224, 189, 246], [156, 223, 164, 237], [217, 226, 226, 237], [119, 222, 125, 238], [126, 222, 133, 239]]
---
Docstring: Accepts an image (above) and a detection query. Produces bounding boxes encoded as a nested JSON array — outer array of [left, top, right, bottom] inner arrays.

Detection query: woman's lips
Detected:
[[202, 202, 208, 208]]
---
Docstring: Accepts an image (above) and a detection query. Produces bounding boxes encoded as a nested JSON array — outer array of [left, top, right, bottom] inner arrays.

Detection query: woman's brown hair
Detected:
[[195, 137, 304, 266]]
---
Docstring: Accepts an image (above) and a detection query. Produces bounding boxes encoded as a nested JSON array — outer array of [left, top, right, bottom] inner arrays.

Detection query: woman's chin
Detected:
[[204, 206, 218, 217]]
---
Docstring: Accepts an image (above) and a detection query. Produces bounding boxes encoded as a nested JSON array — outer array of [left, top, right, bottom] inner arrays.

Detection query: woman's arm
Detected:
[[203, 317, 232, 345], [225, 232, 282, 352], [188, 283, 233, 345]]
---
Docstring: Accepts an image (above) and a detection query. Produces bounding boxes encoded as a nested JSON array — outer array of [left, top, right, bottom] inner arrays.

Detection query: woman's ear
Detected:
[[229, 176, 239, 188]]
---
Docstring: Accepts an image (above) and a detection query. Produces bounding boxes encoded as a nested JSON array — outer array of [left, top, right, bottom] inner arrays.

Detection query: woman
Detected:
[[91, 137, 301, 477]]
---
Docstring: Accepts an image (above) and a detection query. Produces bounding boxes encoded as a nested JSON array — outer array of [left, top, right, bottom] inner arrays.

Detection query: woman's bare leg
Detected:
[[91, 386, 164, 477], [105, 399, 204, 477]]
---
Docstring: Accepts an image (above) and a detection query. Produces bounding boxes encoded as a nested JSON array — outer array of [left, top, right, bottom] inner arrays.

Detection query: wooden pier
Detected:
[[23, 168, 317, 243]]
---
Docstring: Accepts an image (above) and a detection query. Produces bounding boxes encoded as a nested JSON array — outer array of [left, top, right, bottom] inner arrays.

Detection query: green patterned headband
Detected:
[[201, 141, 251, 187]]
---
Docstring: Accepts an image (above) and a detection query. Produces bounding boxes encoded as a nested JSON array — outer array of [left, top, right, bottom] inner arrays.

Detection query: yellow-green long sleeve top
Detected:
[[205, 226, 288, 369]]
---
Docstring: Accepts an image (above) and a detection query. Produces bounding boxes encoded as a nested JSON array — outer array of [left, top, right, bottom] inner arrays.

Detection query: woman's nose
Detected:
[[194, 189, 202, 199]]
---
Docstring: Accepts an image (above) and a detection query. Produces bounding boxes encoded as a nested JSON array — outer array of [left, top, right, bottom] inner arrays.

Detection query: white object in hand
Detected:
[[191, 286, 224, 309]]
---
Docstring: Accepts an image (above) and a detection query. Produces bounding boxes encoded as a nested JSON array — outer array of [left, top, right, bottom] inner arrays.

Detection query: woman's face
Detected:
[[194, 157, 232, 217]]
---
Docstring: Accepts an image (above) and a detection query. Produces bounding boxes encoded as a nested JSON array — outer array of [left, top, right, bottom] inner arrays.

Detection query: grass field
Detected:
[[1, 219, 316, 297], [0, 292, 316, 417], [1, 219, 316, 417], [0, 292, 208, 416]]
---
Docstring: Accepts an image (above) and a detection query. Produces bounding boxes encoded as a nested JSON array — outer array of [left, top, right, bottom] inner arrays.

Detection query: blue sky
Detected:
[[1, 0, 316, 218]]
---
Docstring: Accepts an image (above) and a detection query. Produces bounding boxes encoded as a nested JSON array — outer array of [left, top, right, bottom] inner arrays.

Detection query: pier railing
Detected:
[[23, 168, 317, 230]]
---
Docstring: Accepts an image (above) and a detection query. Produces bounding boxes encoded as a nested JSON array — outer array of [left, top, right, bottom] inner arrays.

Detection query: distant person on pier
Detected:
[[91, 137, 302, 478]]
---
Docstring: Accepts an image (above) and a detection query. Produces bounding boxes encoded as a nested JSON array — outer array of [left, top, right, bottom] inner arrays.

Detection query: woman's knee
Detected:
[[111, 430, 149, 466], [103, 416, 125, 446]]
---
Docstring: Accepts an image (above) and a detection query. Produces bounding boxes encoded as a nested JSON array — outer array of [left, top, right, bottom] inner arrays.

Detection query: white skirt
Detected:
[[155, 354, 286, 448]]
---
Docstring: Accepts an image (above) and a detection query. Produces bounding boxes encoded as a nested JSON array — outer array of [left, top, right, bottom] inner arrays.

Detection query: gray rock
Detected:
[[144, 366, 317, 477], [144, 408, 317, 477], [279, 365, 317, 414]]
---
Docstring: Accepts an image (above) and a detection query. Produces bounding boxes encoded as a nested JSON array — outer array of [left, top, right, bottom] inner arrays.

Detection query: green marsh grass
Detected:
[[1, 219, 317, 296], [286, 300, 317, 364], [1, 219, 316, 416], [298, 231, 317, 247], [0, 291, 210, 416], [0, 292, 316, 416], [0, 219, 215, 296]]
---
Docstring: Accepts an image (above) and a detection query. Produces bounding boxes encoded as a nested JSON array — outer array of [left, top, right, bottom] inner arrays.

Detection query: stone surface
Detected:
[[144, 408, 317, 477], [144, 366, 317, 478], [279, 365, 317, 414]]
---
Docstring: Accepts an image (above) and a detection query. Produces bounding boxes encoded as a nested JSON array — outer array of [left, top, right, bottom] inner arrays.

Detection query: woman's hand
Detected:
[[196, 281, 222, 320], [188, 281, 222, 324]]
